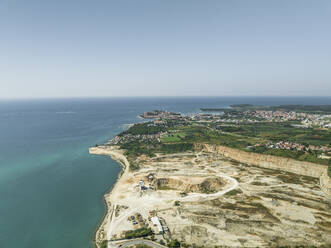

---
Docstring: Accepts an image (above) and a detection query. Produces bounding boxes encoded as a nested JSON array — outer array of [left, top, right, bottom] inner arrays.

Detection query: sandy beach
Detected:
[[89, 146, 130, 247]]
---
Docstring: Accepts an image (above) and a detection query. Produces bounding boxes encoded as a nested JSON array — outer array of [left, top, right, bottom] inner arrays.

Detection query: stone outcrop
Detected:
[[156, 177, 225, 194], [320, 171, 331, 195], [199, 144, 331, 196]]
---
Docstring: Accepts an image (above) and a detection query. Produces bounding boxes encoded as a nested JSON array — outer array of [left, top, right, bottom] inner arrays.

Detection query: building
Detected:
[[141, 185, 147, 191], [151, 217, 163, 234]]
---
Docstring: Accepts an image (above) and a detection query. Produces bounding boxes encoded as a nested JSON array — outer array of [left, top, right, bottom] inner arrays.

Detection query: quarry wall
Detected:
[[199, 144, 331, 196]]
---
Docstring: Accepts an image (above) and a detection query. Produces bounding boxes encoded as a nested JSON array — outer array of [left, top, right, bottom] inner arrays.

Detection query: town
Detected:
[[92, 106, 331, 248], [107, 109, 331, 162], [139, 110, 181, 119]]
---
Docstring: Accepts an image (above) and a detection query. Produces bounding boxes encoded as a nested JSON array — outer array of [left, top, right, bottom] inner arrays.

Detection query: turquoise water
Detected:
[[0, 97, 330, 248]]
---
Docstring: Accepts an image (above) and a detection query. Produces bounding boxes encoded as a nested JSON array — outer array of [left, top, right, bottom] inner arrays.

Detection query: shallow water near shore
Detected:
[[0, 96, 330, 248]]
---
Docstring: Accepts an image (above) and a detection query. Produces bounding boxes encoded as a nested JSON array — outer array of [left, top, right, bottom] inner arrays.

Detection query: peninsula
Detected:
[[91, 107, 331, 248]]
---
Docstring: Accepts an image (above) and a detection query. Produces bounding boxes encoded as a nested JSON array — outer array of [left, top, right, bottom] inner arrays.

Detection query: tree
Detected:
[[100, 240, 108, 248], [168, 239, 180, 248]]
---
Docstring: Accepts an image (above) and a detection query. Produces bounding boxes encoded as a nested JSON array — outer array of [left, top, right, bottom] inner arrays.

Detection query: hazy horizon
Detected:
[[1, 96, 331, 102], [1, 0, 331, 98], [2, 95, 331, 101]]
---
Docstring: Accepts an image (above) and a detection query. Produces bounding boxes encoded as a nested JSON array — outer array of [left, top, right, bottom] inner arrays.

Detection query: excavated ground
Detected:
[[135, 151, 331, 247]]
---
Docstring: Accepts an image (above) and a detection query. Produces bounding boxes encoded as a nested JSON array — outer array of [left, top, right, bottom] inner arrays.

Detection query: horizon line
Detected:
[[1, 95, 331, 101]]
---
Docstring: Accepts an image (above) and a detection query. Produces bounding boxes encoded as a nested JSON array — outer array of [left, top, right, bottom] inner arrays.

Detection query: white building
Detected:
[[151, 216, 163, 233]]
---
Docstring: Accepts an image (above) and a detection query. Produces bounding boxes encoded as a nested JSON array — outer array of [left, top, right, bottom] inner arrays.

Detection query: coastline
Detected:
[[89, 144, 331, 247], [89, 146, 129, 248]]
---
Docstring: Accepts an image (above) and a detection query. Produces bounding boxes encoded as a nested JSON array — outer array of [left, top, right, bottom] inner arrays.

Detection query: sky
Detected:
[[0, 0, 331, 98]]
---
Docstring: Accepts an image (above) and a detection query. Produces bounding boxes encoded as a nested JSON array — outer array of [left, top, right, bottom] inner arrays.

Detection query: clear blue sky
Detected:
[[1, 0, 330, 98]]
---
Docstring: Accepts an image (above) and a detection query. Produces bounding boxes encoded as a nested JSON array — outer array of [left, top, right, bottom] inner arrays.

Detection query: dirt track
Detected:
[[91, 146, 331, 248]]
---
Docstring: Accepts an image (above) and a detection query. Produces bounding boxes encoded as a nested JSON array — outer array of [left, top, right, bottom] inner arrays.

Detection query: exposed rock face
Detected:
[[321, 171, 331, 195], [156, 177, 225, 193], [91, 145, 331, 247], [199, 177, 225, 193], [199, 144, 331, 196]]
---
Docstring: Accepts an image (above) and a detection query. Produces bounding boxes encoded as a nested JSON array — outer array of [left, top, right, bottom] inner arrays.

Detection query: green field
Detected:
[[216, 122, 331, 146], [161, 132, 186, 142], [117, 120, 331, 175]]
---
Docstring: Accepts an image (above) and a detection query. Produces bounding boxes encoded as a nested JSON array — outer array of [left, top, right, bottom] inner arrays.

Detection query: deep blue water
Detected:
[[0, 96, 330, 248]]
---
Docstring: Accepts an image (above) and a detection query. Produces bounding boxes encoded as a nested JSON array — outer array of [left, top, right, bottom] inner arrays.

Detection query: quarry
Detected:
[[90, 145, 331, 248]]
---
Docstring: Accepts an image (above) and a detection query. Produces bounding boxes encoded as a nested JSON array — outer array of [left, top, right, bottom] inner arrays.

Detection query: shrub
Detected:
[[124, 227, 153, 239], [100, 240, 108, 248], [168, 239, 181, 248]]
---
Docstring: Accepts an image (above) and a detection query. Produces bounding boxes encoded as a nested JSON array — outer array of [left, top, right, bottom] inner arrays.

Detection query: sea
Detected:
[[0, 96, 330, 248]]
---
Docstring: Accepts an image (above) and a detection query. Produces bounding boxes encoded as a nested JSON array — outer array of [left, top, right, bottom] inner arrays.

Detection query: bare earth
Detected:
[[90, 146, 331, 248]]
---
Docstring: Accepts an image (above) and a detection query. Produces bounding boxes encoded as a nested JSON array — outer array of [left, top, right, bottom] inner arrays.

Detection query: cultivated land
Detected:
[[91, 107, 331, 248]]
